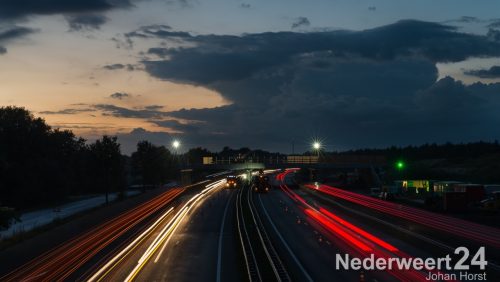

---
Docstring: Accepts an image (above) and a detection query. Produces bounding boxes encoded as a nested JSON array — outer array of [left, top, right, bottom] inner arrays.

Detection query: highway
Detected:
[[276, 169, 500, 281], [1, 187, 186, 281], [1, 170, 500, 281]]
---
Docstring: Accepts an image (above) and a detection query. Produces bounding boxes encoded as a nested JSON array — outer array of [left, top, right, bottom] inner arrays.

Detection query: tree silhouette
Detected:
[[185, 147, 212, 165], [131, 141, 174, 190], [89, 136, 125, 204]]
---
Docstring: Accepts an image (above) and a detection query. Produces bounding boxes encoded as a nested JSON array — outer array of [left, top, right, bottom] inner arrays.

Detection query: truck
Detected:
[[252, 172, 270, 193]]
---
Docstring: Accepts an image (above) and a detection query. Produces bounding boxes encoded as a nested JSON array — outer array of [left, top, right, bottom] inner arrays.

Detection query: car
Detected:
[[226, 175, 239, 188]]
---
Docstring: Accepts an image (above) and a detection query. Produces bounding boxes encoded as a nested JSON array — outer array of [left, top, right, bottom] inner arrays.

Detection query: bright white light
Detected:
[[124, 179, 225, 281], [88, 207, 174, 282], [172, 140, 180, 149], [313, 142, 321, 150]]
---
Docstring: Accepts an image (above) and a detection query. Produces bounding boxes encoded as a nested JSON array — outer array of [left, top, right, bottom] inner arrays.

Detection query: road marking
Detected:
[[258, 195, 314, 282], [216, 191, 234, 282]]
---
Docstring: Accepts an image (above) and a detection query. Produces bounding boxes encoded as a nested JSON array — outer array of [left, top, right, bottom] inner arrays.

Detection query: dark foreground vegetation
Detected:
[[0, 107, 126, 211], [0, 107, 180, 228], [331, 142, 500, 183]]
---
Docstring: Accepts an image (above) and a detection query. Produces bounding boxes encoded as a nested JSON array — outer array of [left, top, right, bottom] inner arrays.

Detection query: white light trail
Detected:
[[87, 207, 174, 282], [124, 179, 226, 282]]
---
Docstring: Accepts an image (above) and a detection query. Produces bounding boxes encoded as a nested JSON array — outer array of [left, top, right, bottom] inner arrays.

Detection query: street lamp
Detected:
[[313, 142, 321, 150], [172, 140, 181, 168], [312, 141, 321, 157], [172, 140, 180, 150]]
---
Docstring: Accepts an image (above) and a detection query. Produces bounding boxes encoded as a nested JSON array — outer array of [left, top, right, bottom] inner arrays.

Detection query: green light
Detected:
[[396, 161, 405, 170]]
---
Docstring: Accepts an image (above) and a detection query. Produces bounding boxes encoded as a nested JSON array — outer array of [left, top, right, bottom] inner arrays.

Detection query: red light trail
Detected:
[[305, 183, 500, 249], [276, 170, 455, 282], [1, 188, 185, 282]]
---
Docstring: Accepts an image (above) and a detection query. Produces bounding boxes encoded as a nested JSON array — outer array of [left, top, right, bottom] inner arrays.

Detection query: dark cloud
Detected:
[[144, 47, 291, 85], [103, 63, 135, 71], [141, 20, 500, 91], [39, 108, 93, 115], [95, 104, 169, 119], [151, 119, 201, 133], [0, 0, 131, 21], [465, 66, 500, 78], [487, 29, 500, 42], [410, 78, 499, 141], [0, 25, 37, 54], [111, 36, 134, 49], [51, 122, 116, 131], [291, 17, 310, 29], [0, 26, 35, 41], [487, 20, 500, 29], [104, 63, 126, 70], [144, 105, 164, 110], [131, 20, 500, 151], [121, 24, 192, 49], [147, 47, 171, 58], [454, 16, 480, 23], [116, 128, 174, 155], [110, 92, 131, 99], [161, 77, 500, 151], [159, 56, 440, 149], [40, 103, 172, 120], [66, 14, 108, 31], [415, 77, 483, 112], [126, 24, 191, 40]]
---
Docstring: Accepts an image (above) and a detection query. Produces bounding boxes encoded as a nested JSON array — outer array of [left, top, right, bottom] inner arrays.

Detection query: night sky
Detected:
[[1, 0, 500, 154]]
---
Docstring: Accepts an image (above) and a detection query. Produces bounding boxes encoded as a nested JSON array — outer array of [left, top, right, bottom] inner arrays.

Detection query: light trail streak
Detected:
[[1, 188, 184, 282], [306, 184, 500, 248], [276, 170, 448, 282], [318, 207, 399, 252], [124, 179, 226, 282], [87, 207, 174, 282], [304, 208, 373, 252]]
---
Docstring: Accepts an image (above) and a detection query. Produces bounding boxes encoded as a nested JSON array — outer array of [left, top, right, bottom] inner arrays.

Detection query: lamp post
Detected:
[[172, 140, 180, 167], [172, 140, 180, 151], [313, 141, 321, 157]]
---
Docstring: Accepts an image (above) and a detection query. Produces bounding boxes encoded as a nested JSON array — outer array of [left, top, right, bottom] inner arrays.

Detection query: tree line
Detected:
[[332, 141, 500, 162], [328, 141, 500, 183], [0, 107, 183, 229]]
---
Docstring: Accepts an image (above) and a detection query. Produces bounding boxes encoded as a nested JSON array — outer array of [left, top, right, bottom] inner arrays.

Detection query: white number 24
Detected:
[[454, 247, 487, 270]]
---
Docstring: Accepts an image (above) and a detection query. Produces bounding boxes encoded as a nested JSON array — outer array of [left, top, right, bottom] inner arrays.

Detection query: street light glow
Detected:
[[313, 142, 321, 150], [172, 140, 180, 149]]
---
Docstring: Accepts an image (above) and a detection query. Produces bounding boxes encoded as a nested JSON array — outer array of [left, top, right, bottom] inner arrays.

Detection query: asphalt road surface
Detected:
[[2, 172, 500, 282]]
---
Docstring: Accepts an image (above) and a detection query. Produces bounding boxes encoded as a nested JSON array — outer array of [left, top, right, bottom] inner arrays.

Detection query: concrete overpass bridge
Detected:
[[181, 161, 386, 188], [184, 162, 385, 171]]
